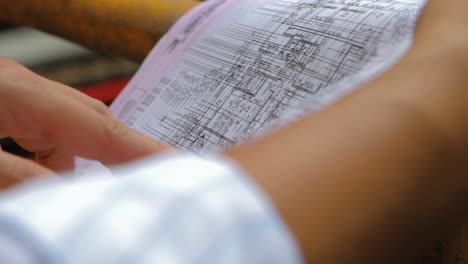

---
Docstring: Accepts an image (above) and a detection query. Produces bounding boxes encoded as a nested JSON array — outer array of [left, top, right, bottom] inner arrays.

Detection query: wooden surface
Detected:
[[0, 0, 199, 62], [0, 1, 466, 263]]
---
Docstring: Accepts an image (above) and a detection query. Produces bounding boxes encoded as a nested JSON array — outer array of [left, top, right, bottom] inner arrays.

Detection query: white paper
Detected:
[[77, 0, 428, 173]]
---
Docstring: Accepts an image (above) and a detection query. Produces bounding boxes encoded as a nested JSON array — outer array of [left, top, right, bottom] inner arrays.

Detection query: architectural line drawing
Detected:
[[119, 0, 424, 153]]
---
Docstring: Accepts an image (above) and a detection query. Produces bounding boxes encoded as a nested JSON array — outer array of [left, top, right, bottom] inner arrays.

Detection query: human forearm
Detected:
[[0, 0, 198, 62], [227, 29, 468, 263]]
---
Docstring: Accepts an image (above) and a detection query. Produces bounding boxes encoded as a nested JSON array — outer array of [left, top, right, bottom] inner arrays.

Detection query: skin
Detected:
[[0, 0, 467, 262], [228, 0, 468, 262], [0, 58, 172, 183]]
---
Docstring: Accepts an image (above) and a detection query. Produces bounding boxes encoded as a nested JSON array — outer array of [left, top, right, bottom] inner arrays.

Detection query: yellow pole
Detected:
[[0, 0, 199, 62]]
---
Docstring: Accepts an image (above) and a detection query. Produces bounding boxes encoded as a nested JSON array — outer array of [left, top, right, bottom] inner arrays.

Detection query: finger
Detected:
[[95, 123, 176, 165], [35, 147, 75, 173], [13, 137, 54, 154], [31, 74, 176, 163], [49, 82, 177, 163], [36, 82, 176, 165], [40, 75, 109, 111], [13, 95, 172, 168], [14, 137, 76, 172], [1, 62, 173, 169], [13, 138, 72, 172], [0, 150, 54, 189]]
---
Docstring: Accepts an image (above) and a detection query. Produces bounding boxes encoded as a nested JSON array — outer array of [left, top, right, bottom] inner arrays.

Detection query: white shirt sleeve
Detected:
[[0, 153, 303, 264]]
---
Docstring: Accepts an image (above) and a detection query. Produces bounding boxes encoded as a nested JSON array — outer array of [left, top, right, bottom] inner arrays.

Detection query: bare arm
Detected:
[[228, 1, 468, 262], [0, 0, 198, 62]]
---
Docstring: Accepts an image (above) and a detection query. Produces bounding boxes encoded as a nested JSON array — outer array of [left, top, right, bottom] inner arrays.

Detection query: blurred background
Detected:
[[0, 22, 138, 105], [0, 23, 139, 154], [0, 0, 198, 154]]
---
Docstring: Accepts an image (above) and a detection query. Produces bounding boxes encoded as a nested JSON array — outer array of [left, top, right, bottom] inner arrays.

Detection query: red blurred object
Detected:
[[79, 78, 130, 103]]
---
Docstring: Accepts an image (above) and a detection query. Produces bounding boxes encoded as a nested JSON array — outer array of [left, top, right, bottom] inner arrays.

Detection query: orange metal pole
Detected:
[[0, 0, 199, 62]]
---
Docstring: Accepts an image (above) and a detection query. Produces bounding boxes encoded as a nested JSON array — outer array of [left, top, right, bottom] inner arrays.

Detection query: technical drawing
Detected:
[[120, 0, 425, 153]]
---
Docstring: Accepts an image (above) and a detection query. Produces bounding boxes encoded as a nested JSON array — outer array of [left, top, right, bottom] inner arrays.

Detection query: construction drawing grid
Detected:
[[126, 0, 422, 153]]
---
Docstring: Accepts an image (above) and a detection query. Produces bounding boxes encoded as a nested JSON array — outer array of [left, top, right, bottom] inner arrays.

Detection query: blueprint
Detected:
[[110, 0, 428, 154]]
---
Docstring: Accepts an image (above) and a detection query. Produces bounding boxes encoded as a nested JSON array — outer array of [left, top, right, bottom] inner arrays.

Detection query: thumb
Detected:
[[0, 150, 54, 189]]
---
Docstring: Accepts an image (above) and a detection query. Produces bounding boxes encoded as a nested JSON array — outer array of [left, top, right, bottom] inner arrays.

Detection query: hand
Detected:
[[0, 58, 172, 184]]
